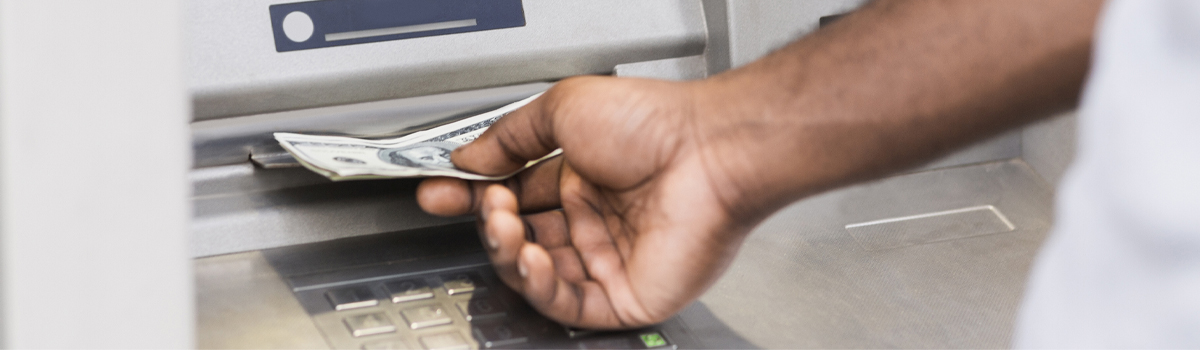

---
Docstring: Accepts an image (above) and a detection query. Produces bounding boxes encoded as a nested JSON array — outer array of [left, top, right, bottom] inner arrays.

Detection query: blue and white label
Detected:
[[269, 0, 526, 52]]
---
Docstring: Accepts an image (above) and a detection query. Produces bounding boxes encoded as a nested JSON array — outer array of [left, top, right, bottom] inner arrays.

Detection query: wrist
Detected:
[[683, 74, 821, 226]]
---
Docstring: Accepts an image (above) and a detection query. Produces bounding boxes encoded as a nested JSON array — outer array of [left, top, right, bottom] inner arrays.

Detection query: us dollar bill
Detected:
[[275, 93, 560, 181]]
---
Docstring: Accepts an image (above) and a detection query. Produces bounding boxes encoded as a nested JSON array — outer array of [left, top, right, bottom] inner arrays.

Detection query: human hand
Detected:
[[416, 76, 764, 329], [416, 0, 1104, 332]]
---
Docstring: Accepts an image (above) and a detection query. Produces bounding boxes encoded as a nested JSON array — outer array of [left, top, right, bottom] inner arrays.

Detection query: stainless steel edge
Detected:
[[196, 251, 328, 349], [701, 0, 732, 76], [191, 178, 469, 258]]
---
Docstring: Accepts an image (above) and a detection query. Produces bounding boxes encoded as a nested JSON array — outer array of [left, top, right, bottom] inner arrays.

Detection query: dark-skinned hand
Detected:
[[417, 76, 754, 329]]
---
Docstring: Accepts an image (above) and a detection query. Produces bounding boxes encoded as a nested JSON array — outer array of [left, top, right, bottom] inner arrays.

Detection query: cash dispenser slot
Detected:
[[191, 83, 551, 169], [189, 83, 552, 259]]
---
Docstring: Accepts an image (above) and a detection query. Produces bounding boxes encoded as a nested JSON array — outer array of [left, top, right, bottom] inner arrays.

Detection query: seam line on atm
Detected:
[[844, 205, 1013, 229], [292, 262, 491, 292], [325, 19, 479, 42]]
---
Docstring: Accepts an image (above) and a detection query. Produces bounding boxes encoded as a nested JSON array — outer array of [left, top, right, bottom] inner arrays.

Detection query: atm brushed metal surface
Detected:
[[196, 160, 1053, 348], [701, 159, 1052, 348]]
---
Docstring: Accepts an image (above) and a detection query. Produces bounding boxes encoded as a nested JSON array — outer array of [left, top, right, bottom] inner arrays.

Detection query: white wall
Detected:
[[0, 1, 192, 347]]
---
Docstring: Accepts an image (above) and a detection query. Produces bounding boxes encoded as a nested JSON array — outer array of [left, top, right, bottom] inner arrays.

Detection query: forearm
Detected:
[[693, 0, 1104, 222]]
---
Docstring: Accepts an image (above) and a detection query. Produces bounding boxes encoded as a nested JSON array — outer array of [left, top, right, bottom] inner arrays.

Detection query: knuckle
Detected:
[[552, 75, 601, 94], [640, 308, 671, 325], [493, 126, 534, 164], [545, 76, 608, 114], [558, 177, 587, 202]]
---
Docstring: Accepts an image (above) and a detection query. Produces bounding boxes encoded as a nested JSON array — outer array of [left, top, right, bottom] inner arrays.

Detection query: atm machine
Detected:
[[188, 0, 1075, 349]]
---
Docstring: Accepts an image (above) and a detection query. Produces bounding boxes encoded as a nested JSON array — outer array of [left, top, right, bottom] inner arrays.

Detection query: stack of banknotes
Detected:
[[275, 93, 559, 181]]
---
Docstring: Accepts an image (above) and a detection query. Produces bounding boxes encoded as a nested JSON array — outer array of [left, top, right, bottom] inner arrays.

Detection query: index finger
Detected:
[[416, 155, 564, 217], [452, 91, 560, 175]]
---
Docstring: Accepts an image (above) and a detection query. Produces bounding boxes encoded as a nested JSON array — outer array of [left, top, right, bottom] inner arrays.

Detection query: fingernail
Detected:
[[518, 258, 529, 278], [486, 235, 499, 250]]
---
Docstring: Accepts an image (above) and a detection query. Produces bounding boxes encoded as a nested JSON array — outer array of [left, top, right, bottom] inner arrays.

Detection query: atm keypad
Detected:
[[299, 267, 675, 349]]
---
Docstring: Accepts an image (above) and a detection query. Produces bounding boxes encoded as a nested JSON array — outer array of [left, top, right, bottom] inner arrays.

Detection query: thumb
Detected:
[[453, 93, 560, 175]]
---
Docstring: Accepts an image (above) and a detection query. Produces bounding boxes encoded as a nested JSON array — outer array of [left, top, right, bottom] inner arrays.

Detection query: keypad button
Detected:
[[638, 332, 671, 348], [400, 305, 453, 329], [472, 323, 528, 348], [419, 332, 470, 350], [456, 298, 507, 322], [440, 272, 485, 295], [565, 326, 595, 339], [343, 313, 396, 337], [327, 286, 379, 311], [362, 339, 412, 349], [383, 279, 434, 303]]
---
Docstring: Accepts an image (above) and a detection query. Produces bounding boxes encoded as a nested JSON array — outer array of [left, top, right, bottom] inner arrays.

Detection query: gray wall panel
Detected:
[[727, 0, 868, 68]]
